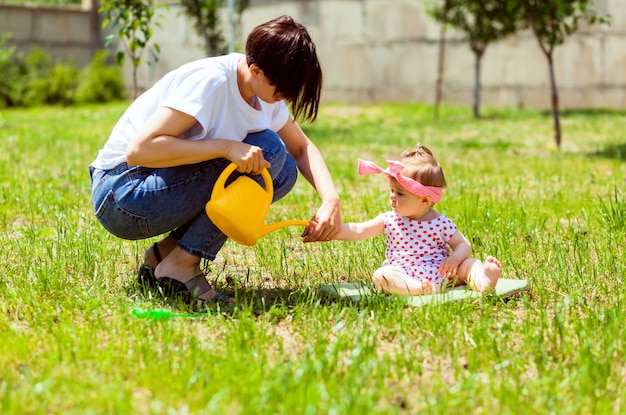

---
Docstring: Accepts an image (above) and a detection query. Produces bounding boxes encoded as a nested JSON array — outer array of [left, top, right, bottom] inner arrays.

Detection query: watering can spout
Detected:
[[205, 163, 310, 246], [259, 219, 311, 238]]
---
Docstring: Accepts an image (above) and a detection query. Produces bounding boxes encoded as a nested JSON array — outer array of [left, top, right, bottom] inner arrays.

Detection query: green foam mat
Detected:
[[319, 278, 529, 307]]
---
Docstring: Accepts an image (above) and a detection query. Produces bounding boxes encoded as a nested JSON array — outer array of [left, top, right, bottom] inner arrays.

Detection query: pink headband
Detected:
[[358, 159, 443, 203]]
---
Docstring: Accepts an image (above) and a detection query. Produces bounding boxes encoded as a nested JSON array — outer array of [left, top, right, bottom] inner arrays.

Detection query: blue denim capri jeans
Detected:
[[89, 130, 298, 260]]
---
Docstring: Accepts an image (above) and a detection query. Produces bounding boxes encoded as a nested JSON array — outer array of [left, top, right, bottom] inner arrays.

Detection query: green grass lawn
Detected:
[[1, 102, 625, 414]]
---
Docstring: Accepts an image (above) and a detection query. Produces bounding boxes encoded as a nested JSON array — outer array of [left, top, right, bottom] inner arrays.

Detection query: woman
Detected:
[[89, 16, 341, 303]]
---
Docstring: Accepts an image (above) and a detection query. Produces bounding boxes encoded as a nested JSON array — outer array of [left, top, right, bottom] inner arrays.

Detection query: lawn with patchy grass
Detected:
[[1, 102, 624, 414]]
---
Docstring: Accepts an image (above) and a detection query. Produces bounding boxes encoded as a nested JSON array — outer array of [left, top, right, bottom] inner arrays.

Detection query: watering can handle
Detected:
[[215, 162, 274, 196]]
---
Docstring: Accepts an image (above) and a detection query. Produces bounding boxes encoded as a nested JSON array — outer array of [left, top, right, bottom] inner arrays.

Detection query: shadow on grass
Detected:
[[125, 278, 348, 318], [125, 277, 520, 322], [452, 138, 513, 151], [532, 108, 626, 162], [540, 108, 624, 117], [587, 142, 626, 162]]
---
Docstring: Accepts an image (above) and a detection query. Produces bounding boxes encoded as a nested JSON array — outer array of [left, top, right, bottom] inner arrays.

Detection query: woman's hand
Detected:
[[128, 108, 270, 170], [301, 198, 342, 242], [227, 142, 270, 175], [277, 117, 342, 243]]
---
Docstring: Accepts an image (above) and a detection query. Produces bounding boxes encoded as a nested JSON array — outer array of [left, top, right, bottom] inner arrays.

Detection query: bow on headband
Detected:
[[358, 159, 443, 203]]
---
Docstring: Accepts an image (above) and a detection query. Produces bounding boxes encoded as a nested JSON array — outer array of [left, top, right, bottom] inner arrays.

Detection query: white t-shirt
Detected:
[[91, 53, 290, 170]]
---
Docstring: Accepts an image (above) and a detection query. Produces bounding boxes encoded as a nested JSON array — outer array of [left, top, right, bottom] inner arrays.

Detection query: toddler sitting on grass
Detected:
[[330, 144, 501, 296]]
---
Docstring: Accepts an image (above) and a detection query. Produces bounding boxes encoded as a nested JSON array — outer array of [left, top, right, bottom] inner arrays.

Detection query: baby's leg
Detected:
[[372, 266, 432, 296], [456, 256, 502, 293]]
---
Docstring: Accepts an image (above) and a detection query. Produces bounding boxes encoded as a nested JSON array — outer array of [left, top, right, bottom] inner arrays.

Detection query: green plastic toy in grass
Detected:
[[131, 308, 213, 320], [319, 278, 529, 307]]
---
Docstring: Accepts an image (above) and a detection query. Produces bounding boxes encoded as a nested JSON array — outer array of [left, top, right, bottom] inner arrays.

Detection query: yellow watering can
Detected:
[[205, 162, 310, 246]]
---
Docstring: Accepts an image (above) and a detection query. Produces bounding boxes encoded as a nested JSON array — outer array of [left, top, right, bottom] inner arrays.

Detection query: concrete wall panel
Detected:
[[2, 0, 625, 108], [1, 4, 97, 67]]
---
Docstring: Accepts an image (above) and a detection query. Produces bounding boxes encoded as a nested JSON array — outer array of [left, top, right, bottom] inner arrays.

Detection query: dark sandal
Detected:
[[156, 274, 234, 304], [137, 242, 162, 288]]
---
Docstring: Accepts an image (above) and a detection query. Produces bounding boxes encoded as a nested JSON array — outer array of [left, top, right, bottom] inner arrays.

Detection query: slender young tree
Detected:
[[100, 0, 166, 99], [431, 0, 450, 121], [442, 0, 521, 118], [521, 0, 610, 148], [180, 0, 249, 57]]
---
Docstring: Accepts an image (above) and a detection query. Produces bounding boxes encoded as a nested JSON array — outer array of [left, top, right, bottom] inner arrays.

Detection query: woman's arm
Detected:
[[126, 107, 268, 172], [278, 117, 341, 242]]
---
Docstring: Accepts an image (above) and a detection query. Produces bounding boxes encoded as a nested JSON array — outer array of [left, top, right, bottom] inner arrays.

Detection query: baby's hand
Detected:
[[438, 257, 459, 279]]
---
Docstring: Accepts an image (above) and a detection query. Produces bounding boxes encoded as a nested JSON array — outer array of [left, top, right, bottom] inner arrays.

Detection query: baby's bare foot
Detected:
[[472, 256, 502, 293], [430, 283, 442, 295], [405, 279, 433, 296], [419, 279, 432, 296]]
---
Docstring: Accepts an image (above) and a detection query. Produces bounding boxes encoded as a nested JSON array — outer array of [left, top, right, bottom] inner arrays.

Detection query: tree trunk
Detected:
[[473, 48, 484, 119], [132, 64, 138, 100], [130, 32, 138, 100], [203, 31, 213, 56], [527, 9, 562, 149], [434, 0, 448, 120], [89, 0, 103, 51], [546, 53, 562, 148]]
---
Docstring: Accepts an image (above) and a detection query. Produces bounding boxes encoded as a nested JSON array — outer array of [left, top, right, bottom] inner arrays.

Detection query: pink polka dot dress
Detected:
[[382, 212, 457, 285]]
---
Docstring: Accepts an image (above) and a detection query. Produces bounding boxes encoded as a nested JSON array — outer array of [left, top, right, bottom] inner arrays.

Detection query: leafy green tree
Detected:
[[180, 0, 249, 57], [521, 0, 610, 148], [100, 0, 166, 99], [431, 0, 521, 118]]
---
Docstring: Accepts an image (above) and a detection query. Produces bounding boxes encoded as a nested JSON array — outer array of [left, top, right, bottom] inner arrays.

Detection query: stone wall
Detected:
[[2, 0, 625, 109], [0, 2, 101, 68], [240, 0, 626, 109]]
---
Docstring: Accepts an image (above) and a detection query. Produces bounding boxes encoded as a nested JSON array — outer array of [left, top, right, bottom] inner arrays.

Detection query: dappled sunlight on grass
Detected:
[[1, 102, 625, 413]]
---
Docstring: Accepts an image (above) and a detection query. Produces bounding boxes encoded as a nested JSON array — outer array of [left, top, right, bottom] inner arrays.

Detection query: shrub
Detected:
[[20, 47, 54, 106], [0, 34, 22, 107], [0, 37, 126, 108], [47, 62, 80, 105], [75, 50, 126, 103]]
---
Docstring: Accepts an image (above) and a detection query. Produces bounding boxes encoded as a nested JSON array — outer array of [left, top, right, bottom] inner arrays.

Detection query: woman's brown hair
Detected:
[[246, 15, 322, 123]]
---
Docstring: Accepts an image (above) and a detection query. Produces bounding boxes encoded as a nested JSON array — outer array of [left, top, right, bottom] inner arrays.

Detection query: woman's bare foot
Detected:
[[154, 247, 232, 303], [470, 256, 502, 293], [142, 236, 178, 269], [155, 247, 202, 284]]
